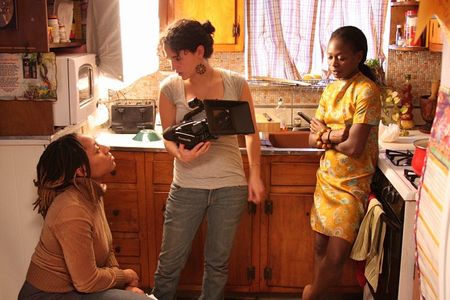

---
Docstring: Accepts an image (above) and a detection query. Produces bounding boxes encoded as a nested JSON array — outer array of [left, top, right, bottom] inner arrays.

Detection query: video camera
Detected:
[[163, 98, 255, 149]]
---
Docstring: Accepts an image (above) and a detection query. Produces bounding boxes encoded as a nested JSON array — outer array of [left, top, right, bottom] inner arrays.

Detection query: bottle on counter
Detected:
[[400, 74, 415, 130]]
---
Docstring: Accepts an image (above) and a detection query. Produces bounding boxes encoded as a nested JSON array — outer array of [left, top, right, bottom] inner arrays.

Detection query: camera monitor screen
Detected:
[[203, 100, 255, 135]]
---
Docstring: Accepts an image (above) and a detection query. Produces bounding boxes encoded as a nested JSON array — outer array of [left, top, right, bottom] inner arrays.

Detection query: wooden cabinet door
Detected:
[[0, 0, 49, 52], [261, 193, 315, 293], [153, 190, 257, 293], [101, 151, 150, 288], [428, 18, 443, 52], [159, 0, 244, 52]]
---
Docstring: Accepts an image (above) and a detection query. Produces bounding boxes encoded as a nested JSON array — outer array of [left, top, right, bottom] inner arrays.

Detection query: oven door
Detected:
[[371, 169, 404, 299]]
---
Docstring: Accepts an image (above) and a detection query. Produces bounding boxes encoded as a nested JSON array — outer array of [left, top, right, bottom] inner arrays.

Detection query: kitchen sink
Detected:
[[268, 131, 311, 148]]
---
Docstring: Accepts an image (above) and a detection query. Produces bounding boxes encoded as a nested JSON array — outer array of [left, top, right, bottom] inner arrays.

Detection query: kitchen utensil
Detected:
[[297, 112, 312, 124], [412, 138, 429, 176]]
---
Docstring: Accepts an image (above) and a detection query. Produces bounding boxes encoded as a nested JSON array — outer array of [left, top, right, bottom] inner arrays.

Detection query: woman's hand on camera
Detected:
[[177, 142, 211, 162]]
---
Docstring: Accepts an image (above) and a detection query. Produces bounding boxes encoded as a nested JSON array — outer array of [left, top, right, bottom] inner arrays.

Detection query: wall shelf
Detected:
[[388, 44, 428, 51], [390, 1, 419, 7]]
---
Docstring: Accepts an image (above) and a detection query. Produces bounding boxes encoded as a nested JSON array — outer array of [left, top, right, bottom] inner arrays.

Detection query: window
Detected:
[[246, 0, 389, 79]]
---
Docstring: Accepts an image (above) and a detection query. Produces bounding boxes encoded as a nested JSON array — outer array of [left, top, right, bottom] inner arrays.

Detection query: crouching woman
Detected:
[[18, 134, 150, 300]]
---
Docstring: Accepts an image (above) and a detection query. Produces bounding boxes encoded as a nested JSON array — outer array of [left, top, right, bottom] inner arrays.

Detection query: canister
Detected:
[[48, 15, 60, 43], [405, 10, 420, 46]]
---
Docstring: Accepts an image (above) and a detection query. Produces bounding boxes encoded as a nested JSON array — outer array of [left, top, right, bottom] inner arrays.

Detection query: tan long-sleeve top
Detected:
[[26, 178, 128, 293]]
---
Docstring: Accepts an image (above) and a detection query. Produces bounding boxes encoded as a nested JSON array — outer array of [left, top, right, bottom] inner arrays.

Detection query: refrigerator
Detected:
[[415, 28, 450, 300], [0, 138, 47, 300]]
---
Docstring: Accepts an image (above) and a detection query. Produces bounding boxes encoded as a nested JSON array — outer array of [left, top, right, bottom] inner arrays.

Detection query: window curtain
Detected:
[[247, 0, 389, 80]]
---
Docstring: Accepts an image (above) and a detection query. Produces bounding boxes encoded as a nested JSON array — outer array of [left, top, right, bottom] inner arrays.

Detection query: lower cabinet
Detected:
[[101, 151, 150, 287], [103, 150, 360, 295]]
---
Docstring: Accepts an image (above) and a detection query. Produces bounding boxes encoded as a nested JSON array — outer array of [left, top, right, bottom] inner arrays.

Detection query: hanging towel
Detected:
[[350, 197, 386, 292]]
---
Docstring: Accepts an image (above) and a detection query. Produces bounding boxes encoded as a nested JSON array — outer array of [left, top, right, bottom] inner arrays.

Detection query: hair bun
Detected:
[[202, 20, 215, 35]]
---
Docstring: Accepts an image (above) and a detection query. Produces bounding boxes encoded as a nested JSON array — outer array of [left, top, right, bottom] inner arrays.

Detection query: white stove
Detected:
[[375, 149, 420, 300]]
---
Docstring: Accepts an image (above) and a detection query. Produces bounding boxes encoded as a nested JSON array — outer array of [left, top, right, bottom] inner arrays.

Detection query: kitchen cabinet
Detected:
[[261, 156, 359, 293], [428, 18, 443, 52], [388, 1, 427, 52], [388, 1, 443, 53], [159, 0, 244, 52], [101, 151, 150, 288], [149, 152, 259, 292], [103, 150, 360, 295], [0, 0, 85, 53]]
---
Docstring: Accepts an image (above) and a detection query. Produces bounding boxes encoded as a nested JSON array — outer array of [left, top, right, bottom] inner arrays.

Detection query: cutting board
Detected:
[[379, 130, 430, 151], [255, 113, 281, 132]]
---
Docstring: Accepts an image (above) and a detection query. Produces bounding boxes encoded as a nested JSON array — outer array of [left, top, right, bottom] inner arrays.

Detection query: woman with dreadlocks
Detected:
[[18, 134, 151, 300]]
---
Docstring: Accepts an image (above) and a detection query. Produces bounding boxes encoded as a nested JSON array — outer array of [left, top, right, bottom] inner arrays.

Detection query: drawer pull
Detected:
[[115, 246, 121, 253], [112, 209, 120, 216]]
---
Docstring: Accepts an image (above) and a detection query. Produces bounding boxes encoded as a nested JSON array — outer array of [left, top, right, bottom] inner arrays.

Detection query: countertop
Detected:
[[95, 130, 430, 201], [95, 132, 324, 156]]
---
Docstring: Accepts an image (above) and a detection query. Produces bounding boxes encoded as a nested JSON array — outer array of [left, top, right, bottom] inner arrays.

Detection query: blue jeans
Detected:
[[152, 184, 248, 300], [18, 281, 151, 300]]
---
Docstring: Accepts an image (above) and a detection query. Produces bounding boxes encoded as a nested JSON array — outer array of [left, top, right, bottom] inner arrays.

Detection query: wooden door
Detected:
[[261, 193, 315, 292]]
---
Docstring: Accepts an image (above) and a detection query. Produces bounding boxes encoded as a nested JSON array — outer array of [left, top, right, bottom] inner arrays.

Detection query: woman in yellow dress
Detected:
[[302, 26, 381, 300]]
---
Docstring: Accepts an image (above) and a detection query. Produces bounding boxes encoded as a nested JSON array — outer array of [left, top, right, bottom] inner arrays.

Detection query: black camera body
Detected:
[[163, 98, 255, 149]]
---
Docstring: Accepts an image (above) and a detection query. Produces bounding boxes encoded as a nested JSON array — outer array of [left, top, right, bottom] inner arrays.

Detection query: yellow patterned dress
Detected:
[[310, 72, 381, 243]]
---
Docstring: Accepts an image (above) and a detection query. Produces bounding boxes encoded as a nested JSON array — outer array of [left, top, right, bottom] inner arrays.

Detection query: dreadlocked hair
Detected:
[[33, 133, 90, 218]]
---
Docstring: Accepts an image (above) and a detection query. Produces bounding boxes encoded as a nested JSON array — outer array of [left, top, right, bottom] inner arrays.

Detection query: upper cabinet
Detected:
[[0, 0, 85, 53], [159, 0, 244, 52], [428, 17, 443, 52], [388, 1, 442, 53]]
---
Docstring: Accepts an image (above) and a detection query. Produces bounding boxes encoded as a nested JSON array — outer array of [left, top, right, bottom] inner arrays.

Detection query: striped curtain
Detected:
[[247, 0, 389, 79]]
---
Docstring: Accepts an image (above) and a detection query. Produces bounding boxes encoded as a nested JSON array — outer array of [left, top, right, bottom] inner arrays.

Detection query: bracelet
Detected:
[[316, 128, 328, 147], [327, 130, 332, 144]]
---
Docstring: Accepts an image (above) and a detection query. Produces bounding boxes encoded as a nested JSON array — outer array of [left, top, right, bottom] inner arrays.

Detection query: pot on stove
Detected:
[[412, 138, 429, 176]]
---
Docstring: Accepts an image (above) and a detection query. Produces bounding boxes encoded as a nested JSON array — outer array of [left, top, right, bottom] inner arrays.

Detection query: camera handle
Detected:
[[182, 98, 205, 122]]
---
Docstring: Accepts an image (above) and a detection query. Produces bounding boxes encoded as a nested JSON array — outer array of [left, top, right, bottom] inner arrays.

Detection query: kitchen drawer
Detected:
[[271, 162, 318, 186], [102, 152, 138, 183], [112, 238, 140, 257], [104, 190, 139, 232]]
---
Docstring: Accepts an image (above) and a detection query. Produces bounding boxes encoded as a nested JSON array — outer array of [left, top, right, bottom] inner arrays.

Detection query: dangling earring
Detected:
[[195, 63, 206, 75]]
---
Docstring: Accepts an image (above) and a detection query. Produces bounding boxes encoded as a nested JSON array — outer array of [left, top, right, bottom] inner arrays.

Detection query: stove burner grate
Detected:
[[404, 169, 419, 189], [386, 149, 413, 166]]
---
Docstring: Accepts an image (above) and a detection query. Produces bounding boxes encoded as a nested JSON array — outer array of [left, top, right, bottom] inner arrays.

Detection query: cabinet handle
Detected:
[[306, 212, 310, 217], [247, 202, 257, 215], [115, 246, 121, 253], [162, 205, 166, 214], [264, 200, 273, 215], [112, 209, 120, 216]]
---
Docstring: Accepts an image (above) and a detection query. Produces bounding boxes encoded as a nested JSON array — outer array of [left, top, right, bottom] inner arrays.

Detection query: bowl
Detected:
[[132, 129, 161, 142]]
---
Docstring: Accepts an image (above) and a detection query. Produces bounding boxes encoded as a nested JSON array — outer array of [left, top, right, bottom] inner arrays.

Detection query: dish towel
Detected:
[[350, 197, 386, 292]]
